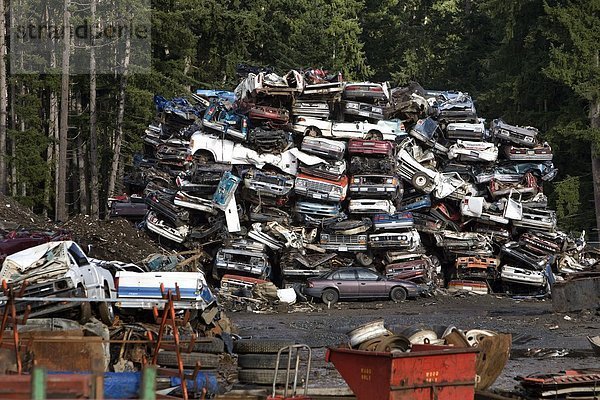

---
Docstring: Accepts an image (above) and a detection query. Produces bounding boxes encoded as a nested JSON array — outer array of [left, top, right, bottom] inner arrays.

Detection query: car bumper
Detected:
[[302, 287, 323, 299]]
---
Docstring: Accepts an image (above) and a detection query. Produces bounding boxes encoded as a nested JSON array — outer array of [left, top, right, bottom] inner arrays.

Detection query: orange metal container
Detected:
[[325, 346, 479, 400]]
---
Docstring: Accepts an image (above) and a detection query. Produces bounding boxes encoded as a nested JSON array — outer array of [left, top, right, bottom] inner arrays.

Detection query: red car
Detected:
[[348, 138, 395, 156]]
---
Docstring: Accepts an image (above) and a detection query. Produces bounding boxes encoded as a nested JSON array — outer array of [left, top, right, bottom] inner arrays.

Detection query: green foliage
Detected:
[[543, 0, 600, 103], [5, 0, 599, 228], [552, 176, 585, 232]]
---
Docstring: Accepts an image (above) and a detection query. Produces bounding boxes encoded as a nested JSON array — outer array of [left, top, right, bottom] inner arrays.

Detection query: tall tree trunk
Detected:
[[15, 86, 25, 196], [9, 79, 15, 196], [76, 93, 88, 215], [0, 0, 7, 195], [89, 0, 99, 219], [43, 89, 56, 218], [56, 0, 70, 221], [591, 97, 600, 241], [106, 29, 131, 206]]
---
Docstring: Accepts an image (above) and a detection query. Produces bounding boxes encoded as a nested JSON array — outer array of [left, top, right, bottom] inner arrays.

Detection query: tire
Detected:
[[162, 335, 225, 354], [194, 150, 213, 164], [305, 127, 321, 137], [79, 301, 92, 324], [156, 351, 219, 369], [356, 252, 373, 267], [238, 369, 289, 385], [390, 286, 408, 302], [367, 130, 383, 140], [98, 287, 115, 326], [233, 339, 295, 354], [411, 172, 432, 190], [321, 288, 339, 306], [238, 353, 295, 370]]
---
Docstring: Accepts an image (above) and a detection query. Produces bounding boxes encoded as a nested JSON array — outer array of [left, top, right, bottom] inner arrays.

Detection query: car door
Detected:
[[331, 269, 359, 299], [67, 243, 102, 299], [332, 121, 361, 139], [356, 268, 387, 298]]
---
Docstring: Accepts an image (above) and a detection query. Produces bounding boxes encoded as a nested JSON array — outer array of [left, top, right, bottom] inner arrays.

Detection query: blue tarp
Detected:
[[49, 370, 219, 399]]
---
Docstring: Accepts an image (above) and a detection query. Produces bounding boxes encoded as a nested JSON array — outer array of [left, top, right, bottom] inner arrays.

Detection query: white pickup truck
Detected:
[[114, 270, 216, 311], [0, 241, 116, 324]]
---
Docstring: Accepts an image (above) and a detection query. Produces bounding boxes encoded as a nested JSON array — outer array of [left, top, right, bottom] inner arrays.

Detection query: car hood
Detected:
[[0, 241, 75, 285]]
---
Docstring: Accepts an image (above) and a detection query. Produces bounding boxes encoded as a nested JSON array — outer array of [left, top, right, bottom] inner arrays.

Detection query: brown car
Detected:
[[303, 267, 421, 305]]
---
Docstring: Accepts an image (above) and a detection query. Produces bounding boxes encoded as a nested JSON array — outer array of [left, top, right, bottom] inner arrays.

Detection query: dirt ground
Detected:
[[228, 294, 600, 393]]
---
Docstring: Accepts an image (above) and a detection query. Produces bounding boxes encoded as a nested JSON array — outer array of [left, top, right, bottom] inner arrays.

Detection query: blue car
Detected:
[[372, 212, 414, 230], [195, 89, 236, 103], [213, 172, 241, 210], [203, 103, 249, 141]]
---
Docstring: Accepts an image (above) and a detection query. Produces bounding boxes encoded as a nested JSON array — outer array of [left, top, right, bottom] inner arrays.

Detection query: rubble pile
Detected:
[[63, 215, 163, 263], [0, 193, 49, 229], [121, 66, 596, 298]]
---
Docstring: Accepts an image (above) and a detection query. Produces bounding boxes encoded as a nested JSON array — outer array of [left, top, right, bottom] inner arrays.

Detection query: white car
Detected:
[[397, 139, 477, 200], [447, 140, 498, 163], [348, 199, 396, 215], [292, 117, 406, 141], [189, 132, 326, 176]]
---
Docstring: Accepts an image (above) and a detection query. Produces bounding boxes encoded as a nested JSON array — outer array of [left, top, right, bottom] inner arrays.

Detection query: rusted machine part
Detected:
[[149, 285, 202, 400], [0, 281, 31, 374], [475, 333, 512, 391], [0, 372, 93, 399], [374, 335, 411, 352]]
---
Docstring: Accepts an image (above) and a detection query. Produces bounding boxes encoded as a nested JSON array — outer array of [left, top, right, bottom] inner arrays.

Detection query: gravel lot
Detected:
[[229, 294, 600, 393]]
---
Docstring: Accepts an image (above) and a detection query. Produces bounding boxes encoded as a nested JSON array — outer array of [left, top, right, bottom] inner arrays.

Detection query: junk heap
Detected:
[[120, 65, 595, 298]]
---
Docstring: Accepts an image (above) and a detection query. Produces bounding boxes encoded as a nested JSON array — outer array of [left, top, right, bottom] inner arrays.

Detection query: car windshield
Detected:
[[413, 118, 438, 138]]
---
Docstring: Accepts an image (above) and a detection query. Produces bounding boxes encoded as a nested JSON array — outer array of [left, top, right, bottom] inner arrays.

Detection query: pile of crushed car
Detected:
[[118, 65, 595, 304]]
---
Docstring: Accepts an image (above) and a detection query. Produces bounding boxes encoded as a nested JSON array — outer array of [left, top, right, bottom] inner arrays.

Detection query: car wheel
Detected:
[[238, 353, 293, 369], [321, 289, 339, 306], [238, 369, 289, 385], [79, 301, 92, 324], [306, 127, 321, 137], [194, 150, 213, 164], [390, 286, 408, 302], [411, 172, 432, 190], [367, 130, 383, 140], [233, 339, 296, 354], [156, 351, 219, 369], [356, 252, 373, 267], [98, 286, 115, 326]]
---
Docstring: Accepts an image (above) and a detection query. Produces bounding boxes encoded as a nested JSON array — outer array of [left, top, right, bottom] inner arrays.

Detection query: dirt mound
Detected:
[[62, 215, 165, 263], [0, 194, 50, 229]]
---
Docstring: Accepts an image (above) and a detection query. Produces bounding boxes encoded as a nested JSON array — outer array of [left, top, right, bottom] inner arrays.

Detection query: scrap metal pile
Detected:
[[123, 65, 595, 298]]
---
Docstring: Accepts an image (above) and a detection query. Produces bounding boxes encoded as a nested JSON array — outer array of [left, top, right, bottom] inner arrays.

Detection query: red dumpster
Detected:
[[325, 345, 479, 400]]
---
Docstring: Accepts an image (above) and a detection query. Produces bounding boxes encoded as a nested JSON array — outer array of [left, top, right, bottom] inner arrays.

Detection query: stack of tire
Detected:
[[234, 339, 297, 386], [156, 336, 224, 370]]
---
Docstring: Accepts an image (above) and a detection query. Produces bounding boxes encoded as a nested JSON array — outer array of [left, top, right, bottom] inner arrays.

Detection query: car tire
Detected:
[[98, 301, 115, 326], [98, 287, 115, 326], [233, 339, 295, 354], [411, 172, 432, 190], [390, 286, 408, 302], [162, 335, 225, 354], [305, 127, 321, 137], [356, 252, 373, 267], [238, 369, 288, 385], [367, 130, 383, 140], [194, 150, 213, 164], [321, 288, 339, 306], [156, 351, 219, 369], [238, 353, 294, 369], [79, 302, 92, 324]]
